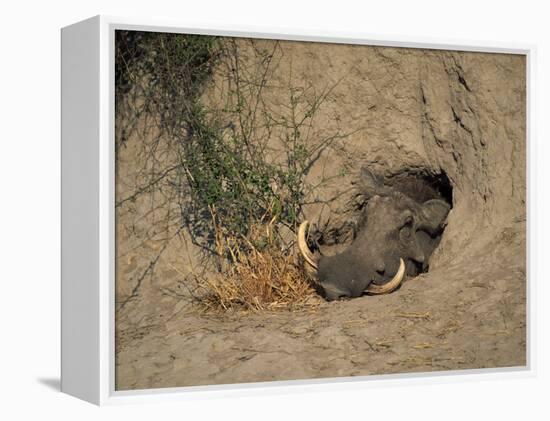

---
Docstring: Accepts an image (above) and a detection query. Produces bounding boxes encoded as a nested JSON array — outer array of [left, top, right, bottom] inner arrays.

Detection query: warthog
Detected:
[[298, 168, 451, 300]]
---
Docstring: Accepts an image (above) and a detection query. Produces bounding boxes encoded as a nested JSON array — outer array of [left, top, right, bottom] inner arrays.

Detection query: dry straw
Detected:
[[198, 246, 320, 312]]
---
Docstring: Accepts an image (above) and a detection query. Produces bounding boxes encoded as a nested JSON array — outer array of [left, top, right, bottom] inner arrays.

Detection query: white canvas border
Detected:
[[65, 15, 536, 405]]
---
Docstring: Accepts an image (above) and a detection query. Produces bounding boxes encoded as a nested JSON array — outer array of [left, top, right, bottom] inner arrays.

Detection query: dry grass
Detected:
[[395, 311, 432, 320], [197, 248, 320, 312]]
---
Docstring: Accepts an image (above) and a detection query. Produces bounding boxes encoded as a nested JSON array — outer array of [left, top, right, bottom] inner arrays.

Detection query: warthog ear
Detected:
[[418, 199, 451, 234], [358, 167, 387, 198]]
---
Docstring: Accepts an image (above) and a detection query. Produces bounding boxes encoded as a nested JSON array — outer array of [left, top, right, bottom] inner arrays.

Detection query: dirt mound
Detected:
[[114, 39, 525, 390]]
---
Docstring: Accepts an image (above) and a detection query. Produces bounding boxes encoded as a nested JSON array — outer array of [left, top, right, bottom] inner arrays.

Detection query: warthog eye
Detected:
[[400, 216, 414, 240]]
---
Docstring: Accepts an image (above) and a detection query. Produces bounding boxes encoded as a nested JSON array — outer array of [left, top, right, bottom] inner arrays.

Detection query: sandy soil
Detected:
[[114, 221, 525, 389], [114, 39, 526, 390]]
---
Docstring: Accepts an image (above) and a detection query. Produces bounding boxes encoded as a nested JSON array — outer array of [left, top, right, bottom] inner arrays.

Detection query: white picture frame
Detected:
[[61, 15, 535, 405]]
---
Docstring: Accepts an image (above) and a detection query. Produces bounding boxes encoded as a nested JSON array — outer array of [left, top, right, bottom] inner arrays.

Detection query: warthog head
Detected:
[[298, 168, 451, 301]]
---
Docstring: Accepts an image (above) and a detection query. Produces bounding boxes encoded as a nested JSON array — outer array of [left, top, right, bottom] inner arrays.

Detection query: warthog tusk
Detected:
[[298, 221, 318, 269], [365, 258, 405, 295]]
